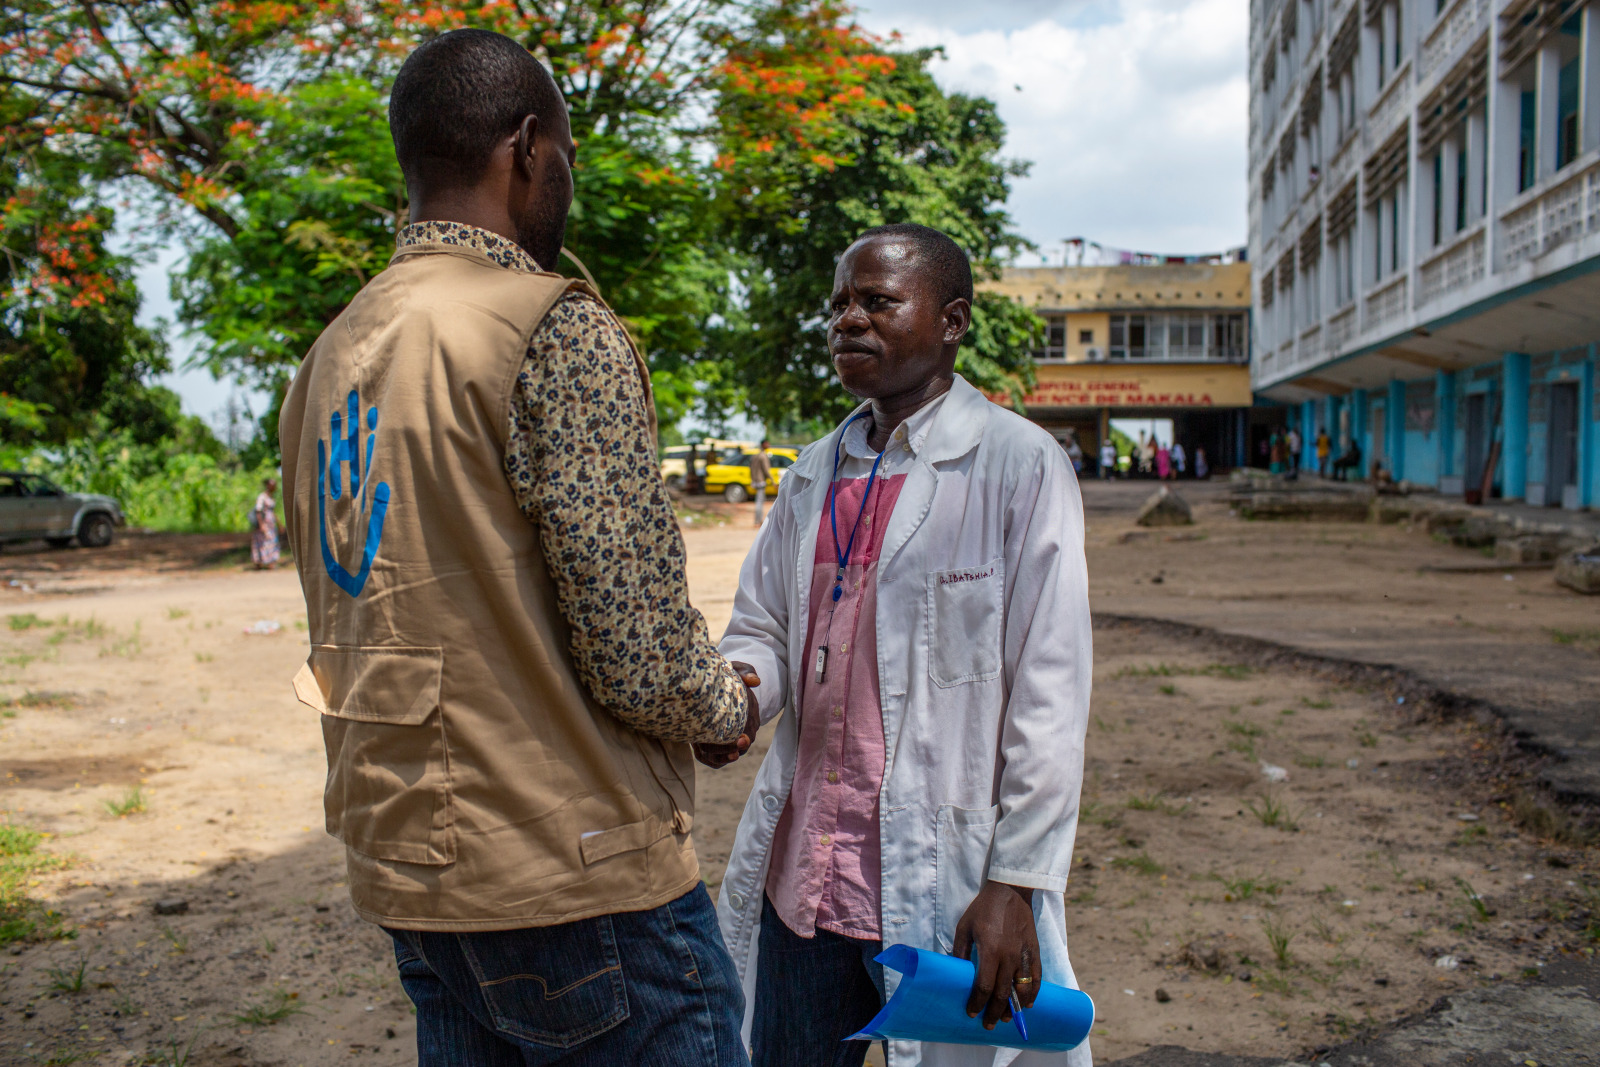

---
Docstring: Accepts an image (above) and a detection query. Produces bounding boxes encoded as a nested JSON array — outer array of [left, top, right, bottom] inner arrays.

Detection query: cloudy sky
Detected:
[[150, 0, 1249, 420]]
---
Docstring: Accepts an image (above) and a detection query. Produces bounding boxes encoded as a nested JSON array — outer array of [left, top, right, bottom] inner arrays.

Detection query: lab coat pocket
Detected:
[[298, 646, 455, 866], [933, 803, 1000, 953], [927, 558, 1004, 688]]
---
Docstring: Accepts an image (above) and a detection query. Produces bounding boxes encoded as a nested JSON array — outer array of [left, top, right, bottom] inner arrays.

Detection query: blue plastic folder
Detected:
[[845, 945, 1094, 1052]]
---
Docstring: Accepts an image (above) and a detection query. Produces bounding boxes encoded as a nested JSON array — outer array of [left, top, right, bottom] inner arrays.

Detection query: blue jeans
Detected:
[[388, 884, 747, 1066], [751, 894, 884, 1067]]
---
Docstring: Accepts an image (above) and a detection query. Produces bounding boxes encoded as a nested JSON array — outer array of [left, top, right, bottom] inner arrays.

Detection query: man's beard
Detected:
[[515, 196, 568, 273]]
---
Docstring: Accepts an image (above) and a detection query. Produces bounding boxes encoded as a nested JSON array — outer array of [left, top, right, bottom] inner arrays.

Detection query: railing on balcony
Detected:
[[1362, 274, 1409, 334], [1419, 0, 1489, 82], [1365, 59, 1413, 150], [1417, 223, 1487, 307], [1296, 324, 1324, 372], [1326, 305, 1357, 351], [1500, 153, 1600, 269]]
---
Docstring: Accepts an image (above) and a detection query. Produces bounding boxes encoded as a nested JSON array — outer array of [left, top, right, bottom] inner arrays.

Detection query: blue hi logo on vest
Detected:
[[317, 389, 391, 598]]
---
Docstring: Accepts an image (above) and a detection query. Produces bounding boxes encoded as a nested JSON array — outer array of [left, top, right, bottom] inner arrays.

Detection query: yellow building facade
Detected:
[[981, 261, 1257, 471]]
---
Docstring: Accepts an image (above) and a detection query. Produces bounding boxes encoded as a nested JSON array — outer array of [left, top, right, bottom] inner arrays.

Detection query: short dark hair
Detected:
[[389, 29, 565, 191], [852, 224, 974, 307]]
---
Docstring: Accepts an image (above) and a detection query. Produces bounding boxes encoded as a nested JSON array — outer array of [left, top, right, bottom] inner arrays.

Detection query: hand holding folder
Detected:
[[846, 945, 1095, 1052]]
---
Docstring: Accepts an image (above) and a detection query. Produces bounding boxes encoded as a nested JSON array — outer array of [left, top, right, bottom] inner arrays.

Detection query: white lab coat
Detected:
[[715, 376, 1094, 1067]]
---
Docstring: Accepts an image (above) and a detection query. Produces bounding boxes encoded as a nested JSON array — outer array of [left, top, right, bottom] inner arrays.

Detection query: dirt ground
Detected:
[[0, 488, 1595, 1066]]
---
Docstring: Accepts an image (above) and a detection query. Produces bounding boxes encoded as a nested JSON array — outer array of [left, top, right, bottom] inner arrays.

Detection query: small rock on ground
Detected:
[[1136, 487, 1192, 527]]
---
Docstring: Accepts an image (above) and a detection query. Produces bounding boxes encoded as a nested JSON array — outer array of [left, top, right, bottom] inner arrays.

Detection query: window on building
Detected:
[[1558, 56, 1580, 169], [1078, 329, 1094, 344], [1520, 88, 1537, 191], [1456, 141, 1469, 232], [1107, 313, 1247, 362], [1432, 153, 1443, 247], [1030, 315, 1067, 361]]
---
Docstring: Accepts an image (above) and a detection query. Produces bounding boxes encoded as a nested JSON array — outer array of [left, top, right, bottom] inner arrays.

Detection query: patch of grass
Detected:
[[145, 1028, 203, 1067], [1214, 873, 1287, 901], [1354, 729, 1378, 748], [1125, 791, 1189, 815], [99, 620, 143, 659], [7, 613, 52, 631], [1261, 917, 1295, 968], [1113, 662, 1253, 681], [1453, 824, 1490, 846], [1253, 970, 1298, 997], [158, 922, 188, 954], [1244, 793, 1300, 832], [1080, 800, 1121, 828], [1548, 626, 1600, 647], [194, 651, 214, 663], [0, 821, 70, 946], [42, 1051, 87, 1066], [1278, 707, 1296, 716], [1091, 715, 1118, 734], [112, 990, 140, 1017], [1301, 697, 1334, 709], [0, 691, 76, 712], [1227, 737, 1258, 760], [1224, 720, 1264, 738], [1293, 753, 1327, 769], [1158, 683, 1178, 696], [1308, 915, 1341, 944], [233, 989, 306, 1027], [1110, 852, 1165, 876], [44, 955, 88, 993], [1511, 792, 1596, 846], [1453, 876, 1492, 922], [165, 607, 189, 620], [102, 787, 147, 818]]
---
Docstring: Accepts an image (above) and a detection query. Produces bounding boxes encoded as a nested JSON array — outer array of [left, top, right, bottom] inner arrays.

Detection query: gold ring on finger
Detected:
[[1015, 976, 1032, 985]]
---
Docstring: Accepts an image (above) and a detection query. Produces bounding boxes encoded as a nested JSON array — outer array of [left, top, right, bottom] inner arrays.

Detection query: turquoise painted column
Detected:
[[1301, 399, 1316, 472], [1582, 345, 1596, 508], [1351, 388, 1369, 477], [1436, 369, 1456, 479], [1503, 352, 1531, 500], [1387, 378, 1406, 481]]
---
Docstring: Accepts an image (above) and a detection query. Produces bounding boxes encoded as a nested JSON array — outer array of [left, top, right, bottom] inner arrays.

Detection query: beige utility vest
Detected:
[[279, 240, 701, 930]]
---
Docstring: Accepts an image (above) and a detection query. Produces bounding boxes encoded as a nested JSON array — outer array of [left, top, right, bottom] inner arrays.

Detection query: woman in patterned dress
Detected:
[[251, 477, 280, 569]]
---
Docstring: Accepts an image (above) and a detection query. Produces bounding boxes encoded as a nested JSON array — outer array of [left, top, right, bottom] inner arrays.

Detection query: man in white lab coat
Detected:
[[701, 225, 1093, 1067]]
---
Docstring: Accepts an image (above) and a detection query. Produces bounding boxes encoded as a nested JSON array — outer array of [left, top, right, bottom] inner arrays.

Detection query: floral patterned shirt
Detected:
[[396, 222, 748, 745]]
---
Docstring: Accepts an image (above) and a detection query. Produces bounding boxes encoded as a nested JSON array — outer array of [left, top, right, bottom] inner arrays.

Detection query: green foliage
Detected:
[[0, 144, 173, 448], [714, 26, 1038, 428], [1244, 794, 1301, 833], [25, 428, 275, 533], [104, 788, 148, 818], [0, 819, 69, 946], [233, 989, 306, 1026]]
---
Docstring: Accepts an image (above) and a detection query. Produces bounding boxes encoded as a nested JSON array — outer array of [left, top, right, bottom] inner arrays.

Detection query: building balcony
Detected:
[[1499, 150, 1600, 271], [1361, 274, 1408, 335], [1418, 0, 1490, 86], [1416, 222, 1487, 309]]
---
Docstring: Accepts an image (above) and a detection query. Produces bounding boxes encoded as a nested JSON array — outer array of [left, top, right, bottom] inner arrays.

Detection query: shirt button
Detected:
[[864, 514, 872, 526], [832, 708, 842, 719], [762, 794, 781, 812], [840, 642, 848, 653], [729, 891, 746, 910], [827, 771, 839, 783], [820, 835, 832, 846]]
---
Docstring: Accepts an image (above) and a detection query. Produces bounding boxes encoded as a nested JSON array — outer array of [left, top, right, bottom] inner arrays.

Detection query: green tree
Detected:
[[0, 138, 174, 446], [713, 6, 1042, 429]]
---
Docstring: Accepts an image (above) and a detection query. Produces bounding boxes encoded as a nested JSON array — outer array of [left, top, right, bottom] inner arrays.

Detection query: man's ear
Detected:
[[512, 114, 540, 182], [942, 297, 972, 346]]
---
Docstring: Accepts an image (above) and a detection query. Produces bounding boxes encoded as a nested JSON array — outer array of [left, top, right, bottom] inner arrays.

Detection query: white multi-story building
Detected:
[[1249, 0, 1598, 508]]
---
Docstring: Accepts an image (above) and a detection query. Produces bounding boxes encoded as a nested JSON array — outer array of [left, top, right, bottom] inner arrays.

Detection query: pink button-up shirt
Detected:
[[765, 395, 946, 941]]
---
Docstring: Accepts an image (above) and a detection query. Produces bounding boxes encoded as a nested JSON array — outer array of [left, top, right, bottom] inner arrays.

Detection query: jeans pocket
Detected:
[[459, 917, 629, 1050]]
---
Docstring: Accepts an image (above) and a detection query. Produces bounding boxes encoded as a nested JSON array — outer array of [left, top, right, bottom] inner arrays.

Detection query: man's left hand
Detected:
[[952, 880, 1041, 1030], [692, 662, 761, 769]]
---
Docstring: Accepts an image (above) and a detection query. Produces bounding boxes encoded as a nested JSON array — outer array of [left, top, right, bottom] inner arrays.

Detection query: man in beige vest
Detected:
[[280, 29, 756, 1065]]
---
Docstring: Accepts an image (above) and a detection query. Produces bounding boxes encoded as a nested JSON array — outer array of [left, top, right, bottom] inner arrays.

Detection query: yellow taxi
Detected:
[[704, 446, 799, 502], [660, 439, 747, 491]]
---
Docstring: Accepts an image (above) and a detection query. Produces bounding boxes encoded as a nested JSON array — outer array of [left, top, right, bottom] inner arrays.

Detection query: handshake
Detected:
[[692, 661, 762, 769]]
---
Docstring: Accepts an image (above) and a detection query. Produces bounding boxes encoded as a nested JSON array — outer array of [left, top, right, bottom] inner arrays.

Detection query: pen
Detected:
[[1009, 994, 1028, 1042]]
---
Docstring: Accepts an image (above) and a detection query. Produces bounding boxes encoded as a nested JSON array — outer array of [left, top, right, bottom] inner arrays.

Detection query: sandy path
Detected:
[[0, 503, 1594, 1066]]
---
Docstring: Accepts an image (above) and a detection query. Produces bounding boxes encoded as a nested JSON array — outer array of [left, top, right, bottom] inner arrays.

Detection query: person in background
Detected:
[[1285, 425, 1302, 481], [279, 31, 755, 1065], [750, 439, 773, 527], [1099, 437, 1117, 480], [1316, 426, 1332, 478], [1268, 429, 1286, 474], [1139, 431, 1156, 477], [251, 477, 280, 570], [1171, 440, 1186, 477], [708, 224, 1093, 1067], [1064, 431, 1084, 475], [1155, 440, 1172, 480], [1194, 446, 1210, 480], [1332, 438, 1362, 481]]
